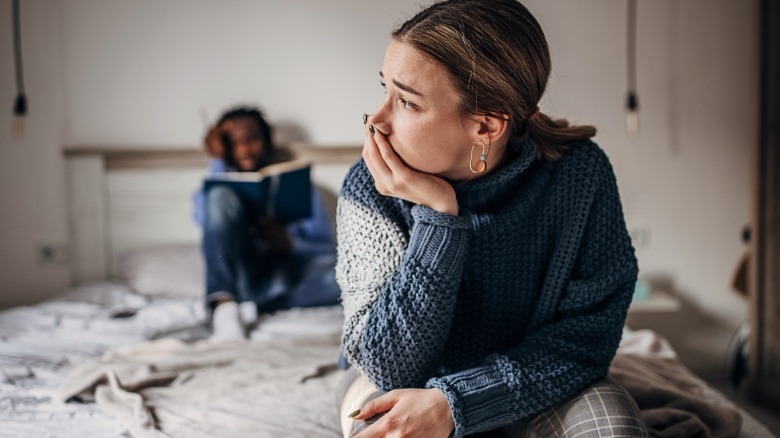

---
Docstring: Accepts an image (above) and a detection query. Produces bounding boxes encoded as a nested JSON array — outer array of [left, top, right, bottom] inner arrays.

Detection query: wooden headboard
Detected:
[[64, 144, 361, 284]]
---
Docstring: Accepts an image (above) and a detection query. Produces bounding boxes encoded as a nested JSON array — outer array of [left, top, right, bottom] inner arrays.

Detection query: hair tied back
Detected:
[[528, 106, 541, 122]]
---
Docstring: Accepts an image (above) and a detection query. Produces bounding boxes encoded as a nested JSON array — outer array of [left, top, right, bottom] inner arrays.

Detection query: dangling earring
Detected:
[[469, 138, 490, 174]]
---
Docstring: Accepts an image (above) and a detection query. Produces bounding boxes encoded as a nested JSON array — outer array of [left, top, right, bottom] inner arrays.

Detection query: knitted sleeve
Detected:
[[336, 160, 471, 389], [427, 151, 638, 437]]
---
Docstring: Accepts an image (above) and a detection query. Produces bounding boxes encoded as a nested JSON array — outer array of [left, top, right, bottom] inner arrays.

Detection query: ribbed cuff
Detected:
[[411, 205, 470, 229], [427, 365, 516, 437], [406, 206, 469, 275]]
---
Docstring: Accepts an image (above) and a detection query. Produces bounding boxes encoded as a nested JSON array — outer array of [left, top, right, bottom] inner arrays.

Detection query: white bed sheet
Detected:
[[0, 282, 344, 437], [0, 283, 774, 437]]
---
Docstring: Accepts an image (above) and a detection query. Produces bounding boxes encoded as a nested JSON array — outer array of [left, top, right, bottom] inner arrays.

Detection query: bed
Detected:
[[0, 146, 775, 437]]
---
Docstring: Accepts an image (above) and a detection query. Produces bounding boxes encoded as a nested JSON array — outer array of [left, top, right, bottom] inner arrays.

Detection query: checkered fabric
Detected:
[[509, 378, 649, 438]]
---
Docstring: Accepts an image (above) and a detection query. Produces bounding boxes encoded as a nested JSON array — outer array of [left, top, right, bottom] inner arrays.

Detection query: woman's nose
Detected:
[[368, 106, 390, 135]]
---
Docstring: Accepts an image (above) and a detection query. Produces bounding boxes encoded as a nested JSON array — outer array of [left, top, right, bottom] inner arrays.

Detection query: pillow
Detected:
[[115, 243, 204, 298]]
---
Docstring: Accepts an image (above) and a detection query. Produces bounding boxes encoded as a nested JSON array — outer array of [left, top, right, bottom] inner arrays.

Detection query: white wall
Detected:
[[62, 0, 415, 146], [0, 0, 759, 330], [0, 0, 70, 307], [529, 0, 759, 328]]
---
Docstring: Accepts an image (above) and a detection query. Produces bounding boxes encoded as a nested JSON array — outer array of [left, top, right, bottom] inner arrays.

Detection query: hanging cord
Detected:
[[13, 0, 27, 122], [627, 0, 637, 97], [626, 0, 639, 135]]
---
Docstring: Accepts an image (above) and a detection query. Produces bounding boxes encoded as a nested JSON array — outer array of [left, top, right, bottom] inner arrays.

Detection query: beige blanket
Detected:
[[59, 329, 751, 438], [612, 330, 744, 438], [60, 336, 343, 438]]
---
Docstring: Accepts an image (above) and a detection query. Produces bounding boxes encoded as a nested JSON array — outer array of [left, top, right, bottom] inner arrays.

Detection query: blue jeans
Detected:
[[202, 186, 340, 313]]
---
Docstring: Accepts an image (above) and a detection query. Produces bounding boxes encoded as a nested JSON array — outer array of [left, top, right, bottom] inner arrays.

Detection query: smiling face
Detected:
[[369, 40, 480, 180], [221, 116, 265, 171]]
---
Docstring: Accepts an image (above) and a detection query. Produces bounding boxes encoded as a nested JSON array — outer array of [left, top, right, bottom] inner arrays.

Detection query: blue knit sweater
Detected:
[[335, 138, 637, 437]]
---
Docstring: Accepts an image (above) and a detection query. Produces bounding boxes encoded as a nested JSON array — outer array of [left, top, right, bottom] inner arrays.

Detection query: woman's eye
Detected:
[[380, 81, 387, 93], [399, 98, 417, 110]]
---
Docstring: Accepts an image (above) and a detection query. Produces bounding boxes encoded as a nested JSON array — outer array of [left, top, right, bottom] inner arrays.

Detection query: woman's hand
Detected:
[[351, 388, 455, 438], [363, 128, 459, 216]]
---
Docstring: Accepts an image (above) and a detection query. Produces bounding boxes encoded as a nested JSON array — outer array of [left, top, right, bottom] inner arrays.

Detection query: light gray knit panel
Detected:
[[336, 196, 407, 371]]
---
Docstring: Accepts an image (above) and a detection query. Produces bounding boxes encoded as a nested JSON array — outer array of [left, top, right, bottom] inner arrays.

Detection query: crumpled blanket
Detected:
[[612, 330, 743, 438], [58, 327, 746, 438], [59, 336, 343, 438]]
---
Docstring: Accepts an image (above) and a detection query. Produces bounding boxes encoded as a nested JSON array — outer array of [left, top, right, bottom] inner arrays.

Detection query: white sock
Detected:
[[239, 301, 258, 325], [209, 301, 246, 342]]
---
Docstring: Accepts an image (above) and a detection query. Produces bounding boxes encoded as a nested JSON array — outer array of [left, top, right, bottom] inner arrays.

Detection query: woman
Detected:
[[336, 1, 647, 437], [193, 106, 339, 341]]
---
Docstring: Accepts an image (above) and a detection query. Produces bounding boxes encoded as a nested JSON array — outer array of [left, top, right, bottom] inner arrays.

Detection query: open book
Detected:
[[203, 160, 312, 223]]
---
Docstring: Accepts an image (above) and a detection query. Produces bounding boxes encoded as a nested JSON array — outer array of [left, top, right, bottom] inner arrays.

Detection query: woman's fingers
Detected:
[[351, 392, 397, 421], [372, 129, 406, 175], [362, 129, 396, 195], [350, 388, 455, 438], [366, 128, 418, 198], [350, 392, 398, 438], [361, 133, 379, 178], [362, 130, 390, 176]]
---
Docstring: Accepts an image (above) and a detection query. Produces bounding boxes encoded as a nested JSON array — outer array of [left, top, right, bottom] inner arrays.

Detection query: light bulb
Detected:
[[12, 93, 27, 139], [12, 117, 25, 138], [626, 110, 639, 137], [625, 91, 639, 137]]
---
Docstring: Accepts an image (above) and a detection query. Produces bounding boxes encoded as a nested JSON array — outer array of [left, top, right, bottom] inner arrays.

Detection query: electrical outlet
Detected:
[[37, 243, 69, 266], [629, 227, 651, 249]]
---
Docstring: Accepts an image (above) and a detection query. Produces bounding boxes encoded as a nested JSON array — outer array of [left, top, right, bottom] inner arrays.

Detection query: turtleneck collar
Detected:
[[451, 137, 538, 210]]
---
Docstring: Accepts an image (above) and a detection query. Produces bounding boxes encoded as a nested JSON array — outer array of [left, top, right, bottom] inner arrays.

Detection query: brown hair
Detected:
[[393, 0, 596, 161]]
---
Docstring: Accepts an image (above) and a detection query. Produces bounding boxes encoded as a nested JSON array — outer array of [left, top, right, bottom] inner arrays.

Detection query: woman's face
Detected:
[[370, 40, 477, 180]]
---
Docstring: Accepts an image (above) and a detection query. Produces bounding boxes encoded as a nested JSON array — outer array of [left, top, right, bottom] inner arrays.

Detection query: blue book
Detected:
[[203, 160, 312, 223]]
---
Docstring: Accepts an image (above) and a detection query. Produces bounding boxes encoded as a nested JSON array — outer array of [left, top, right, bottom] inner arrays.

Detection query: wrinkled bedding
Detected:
[[0, 283, 773, 437], [0, 283, 344, 437], [616, 330, 774, 437]]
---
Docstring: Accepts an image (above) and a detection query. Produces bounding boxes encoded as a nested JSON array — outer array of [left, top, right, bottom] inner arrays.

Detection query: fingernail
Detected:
[[368, 125, 375, 135], [362, 113, 368, 125], [348, 409, 361, 418]]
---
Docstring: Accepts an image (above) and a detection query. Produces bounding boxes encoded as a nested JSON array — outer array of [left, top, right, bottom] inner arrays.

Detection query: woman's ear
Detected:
[[475, 113, 510, 142]]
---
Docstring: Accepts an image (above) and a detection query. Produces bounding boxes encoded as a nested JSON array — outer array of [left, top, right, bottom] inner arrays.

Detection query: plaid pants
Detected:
[[337, 368, 649, 438]]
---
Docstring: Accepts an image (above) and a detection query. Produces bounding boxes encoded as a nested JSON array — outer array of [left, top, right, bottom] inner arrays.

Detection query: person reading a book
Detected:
[[335, 1, 646, 437], [194, 106, 339, 341]]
